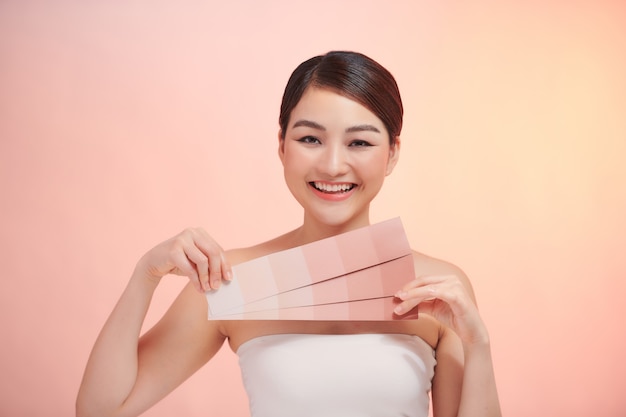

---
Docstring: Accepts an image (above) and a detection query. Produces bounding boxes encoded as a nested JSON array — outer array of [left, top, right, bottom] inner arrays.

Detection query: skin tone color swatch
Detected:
[[206, 218, 418, 320]]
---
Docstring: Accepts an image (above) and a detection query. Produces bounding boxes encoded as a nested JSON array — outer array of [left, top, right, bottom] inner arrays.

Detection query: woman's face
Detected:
[[279, 87, 400, 229]]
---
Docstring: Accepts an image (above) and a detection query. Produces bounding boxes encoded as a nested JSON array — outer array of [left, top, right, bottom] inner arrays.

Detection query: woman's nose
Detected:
[[319, 143, 349, 177]]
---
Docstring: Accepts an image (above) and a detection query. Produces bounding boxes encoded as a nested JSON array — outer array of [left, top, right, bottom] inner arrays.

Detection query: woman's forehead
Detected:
[[290, 87, 384, 126]]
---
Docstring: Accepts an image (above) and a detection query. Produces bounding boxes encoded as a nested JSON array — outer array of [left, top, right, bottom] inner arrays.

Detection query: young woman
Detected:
[[77, 51, 501, 417]]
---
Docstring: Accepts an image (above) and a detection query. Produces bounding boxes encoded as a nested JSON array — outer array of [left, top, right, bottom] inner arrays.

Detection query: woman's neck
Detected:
[[294, 212, 371, 245]]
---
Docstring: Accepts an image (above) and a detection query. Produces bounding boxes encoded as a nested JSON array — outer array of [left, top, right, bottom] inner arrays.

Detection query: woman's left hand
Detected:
[[394, 273, 490, 346]]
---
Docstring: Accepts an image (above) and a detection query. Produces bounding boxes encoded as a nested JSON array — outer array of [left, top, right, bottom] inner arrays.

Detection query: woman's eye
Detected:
[[297, 136, 321, 144], [349, 140, 372, 147]]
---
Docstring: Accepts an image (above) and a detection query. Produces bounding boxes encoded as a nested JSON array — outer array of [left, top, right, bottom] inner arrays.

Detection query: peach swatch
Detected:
[[206, 218, 417, 320]]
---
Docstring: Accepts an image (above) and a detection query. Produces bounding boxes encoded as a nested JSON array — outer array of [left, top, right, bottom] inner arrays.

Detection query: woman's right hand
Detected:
[[135, 228, 232, 293]]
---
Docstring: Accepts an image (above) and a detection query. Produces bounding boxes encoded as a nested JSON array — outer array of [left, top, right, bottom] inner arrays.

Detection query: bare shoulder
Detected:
[[412, 250, 477, 304]]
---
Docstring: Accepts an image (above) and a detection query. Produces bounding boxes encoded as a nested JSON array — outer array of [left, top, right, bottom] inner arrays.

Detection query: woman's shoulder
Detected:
[[411, 250, 477, 304]]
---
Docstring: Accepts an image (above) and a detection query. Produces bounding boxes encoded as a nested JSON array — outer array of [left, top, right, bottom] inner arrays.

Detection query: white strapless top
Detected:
[[237, 333, 436, 417]]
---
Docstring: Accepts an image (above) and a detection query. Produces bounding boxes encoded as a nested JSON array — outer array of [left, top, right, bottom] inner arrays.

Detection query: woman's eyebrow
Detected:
[[292, 119, 326, 130], [345, 124, 381, 133], [292, 120, 381, 134]]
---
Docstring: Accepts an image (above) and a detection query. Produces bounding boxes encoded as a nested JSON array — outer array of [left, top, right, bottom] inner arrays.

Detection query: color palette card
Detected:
[[206, 217, 417, 320]]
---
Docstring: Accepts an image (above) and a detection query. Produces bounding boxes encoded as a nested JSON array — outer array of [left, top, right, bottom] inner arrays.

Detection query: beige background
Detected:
[[1, 1, 625, 416]]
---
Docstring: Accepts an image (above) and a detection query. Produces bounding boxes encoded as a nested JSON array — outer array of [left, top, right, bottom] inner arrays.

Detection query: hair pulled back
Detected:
[[279, 51, 403, 144]]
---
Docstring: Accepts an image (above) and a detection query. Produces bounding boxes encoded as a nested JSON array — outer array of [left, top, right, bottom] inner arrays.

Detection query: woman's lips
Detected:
[[308, 181, 356, 201]]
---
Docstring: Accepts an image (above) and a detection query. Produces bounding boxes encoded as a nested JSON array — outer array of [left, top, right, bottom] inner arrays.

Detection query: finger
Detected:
[[394, 284, 443, 315], [183, 244, 210, 291], [400, 274, 448, 292], [397, 283, 440, 301], [170, 248, 203, 292], [221, 252, 233, 282], [397, 281, 471, 319], [192, 229, 229, 288], [207, 252, 223, 289], [393, 297, 420, 316]]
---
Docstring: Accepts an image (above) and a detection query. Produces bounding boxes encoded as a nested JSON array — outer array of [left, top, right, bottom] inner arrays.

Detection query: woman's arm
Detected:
[[430, 322, 501, 417], [76, 228, 231, 417], [394, 262, 502, 417]]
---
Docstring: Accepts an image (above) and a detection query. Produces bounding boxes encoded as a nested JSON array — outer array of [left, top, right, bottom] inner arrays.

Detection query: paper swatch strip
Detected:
[[206, 217, 416, 320], [216, 296, 418, 321]]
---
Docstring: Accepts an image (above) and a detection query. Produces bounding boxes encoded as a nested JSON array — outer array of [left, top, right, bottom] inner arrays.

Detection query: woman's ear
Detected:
[[385, 136, 401, 176], [278, 129, 285, 165]]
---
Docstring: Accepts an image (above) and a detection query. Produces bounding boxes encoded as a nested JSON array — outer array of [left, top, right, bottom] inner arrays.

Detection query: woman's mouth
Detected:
[[310, 182, 356, 194]]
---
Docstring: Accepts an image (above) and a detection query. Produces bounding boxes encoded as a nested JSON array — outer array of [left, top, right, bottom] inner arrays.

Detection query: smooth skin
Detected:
[[77, 87, 501, 417]]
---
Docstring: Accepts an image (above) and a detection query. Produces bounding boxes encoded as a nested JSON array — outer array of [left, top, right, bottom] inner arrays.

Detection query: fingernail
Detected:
[[394, 305, 403, 314], [212, 280, 221, 289]]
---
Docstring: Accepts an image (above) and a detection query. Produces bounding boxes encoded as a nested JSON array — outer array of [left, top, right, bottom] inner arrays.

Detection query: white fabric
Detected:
[[237, 333, 436, 417]]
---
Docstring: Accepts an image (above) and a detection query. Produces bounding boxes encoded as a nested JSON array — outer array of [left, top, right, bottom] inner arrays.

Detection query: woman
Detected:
[[77, 51, 501, 417]]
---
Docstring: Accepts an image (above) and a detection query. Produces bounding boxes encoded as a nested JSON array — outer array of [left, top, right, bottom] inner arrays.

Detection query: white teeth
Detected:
[[313, 182, 354, 193]]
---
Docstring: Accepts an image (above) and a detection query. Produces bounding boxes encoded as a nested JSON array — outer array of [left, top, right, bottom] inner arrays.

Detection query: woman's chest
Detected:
[[222, 315, 440, 353], [237, 332, 436, 417]]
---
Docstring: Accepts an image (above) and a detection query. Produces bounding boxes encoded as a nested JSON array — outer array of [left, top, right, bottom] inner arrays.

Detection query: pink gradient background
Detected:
[[1, 1, 625, 416]]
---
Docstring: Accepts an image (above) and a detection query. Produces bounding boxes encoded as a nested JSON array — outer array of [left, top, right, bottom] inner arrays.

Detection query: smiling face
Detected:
[[279, 87, 400, 232]]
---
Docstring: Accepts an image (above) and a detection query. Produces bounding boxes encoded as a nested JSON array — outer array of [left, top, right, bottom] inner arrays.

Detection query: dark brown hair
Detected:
[[279, 51, 403, 144]]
